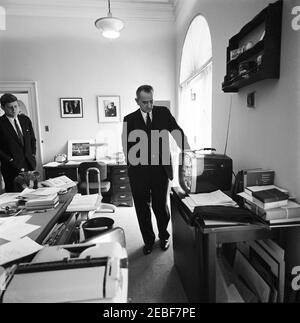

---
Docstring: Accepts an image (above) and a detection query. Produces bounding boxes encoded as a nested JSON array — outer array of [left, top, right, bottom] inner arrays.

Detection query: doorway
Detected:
[[0, 81, 43, 182]]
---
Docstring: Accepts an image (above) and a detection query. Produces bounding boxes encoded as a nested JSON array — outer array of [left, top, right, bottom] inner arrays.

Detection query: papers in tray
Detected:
[[66, 194, 101, 212], [183, 190, 238, 211]]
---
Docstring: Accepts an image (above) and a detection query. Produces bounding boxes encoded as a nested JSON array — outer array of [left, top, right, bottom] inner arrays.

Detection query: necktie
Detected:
[[146, 113, 152, 132], [14, 119, 24, 145], [146, 113, 152, 165]]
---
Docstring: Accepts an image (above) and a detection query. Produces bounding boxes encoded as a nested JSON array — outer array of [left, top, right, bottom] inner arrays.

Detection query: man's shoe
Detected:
[[143, 244, 153, 255], [160, 239, 170, 251]]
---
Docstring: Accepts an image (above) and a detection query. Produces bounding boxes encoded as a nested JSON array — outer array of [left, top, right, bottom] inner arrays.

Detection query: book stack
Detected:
[[237, 171, 300, 224], [25, 194, 59, 211], [66, 194, 101, 212], [19, 187, 60, 211]]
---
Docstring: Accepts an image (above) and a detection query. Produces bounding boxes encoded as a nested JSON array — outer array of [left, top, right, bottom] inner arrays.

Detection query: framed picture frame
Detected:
[[97, 95, 120, 123], [60, 98, 83, 118], [67, 139, 95, 161]]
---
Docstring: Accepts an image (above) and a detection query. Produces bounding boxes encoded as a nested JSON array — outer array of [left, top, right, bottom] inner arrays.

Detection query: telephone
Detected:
[[54, 153, 67, 163]]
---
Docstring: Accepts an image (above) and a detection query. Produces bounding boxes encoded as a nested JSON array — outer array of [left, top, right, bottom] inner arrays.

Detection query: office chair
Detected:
[[78, 161, 116, 216], [78, 161, 110, 196]]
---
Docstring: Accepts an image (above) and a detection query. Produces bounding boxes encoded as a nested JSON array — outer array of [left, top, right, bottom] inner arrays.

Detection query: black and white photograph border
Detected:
[[60, 97, 83, 118], [97, 95, 121, 123]]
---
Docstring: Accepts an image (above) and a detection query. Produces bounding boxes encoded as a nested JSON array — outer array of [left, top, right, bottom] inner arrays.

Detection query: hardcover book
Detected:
[[244, 200, 300, 221], [252, 188, 289, 203], [243, 169, 275, 188], [238, 191, 288, 210], [245, 185, 288, 197]]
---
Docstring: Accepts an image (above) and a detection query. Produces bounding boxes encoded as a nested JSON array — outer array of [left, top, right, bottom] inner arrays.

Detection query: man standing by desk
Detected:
[[122, 85, 190, 255], [0, 93, 37, 192]]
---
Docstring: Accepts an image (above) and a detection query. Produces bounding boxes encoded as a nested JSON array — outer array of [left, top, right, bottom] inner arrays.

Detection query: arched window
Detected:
[[179, 15, 212, 150]]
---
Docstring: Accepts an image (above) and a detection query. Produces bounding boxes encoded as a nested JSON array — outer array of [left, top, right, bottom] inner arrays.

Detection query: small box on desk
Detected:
[[243, 169, 275, 188]]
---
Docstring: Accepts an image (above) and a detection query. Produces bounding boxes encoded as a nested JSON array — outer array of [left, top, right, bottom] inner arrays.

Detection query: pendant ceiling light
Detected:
[[95, 0, 124, 39]]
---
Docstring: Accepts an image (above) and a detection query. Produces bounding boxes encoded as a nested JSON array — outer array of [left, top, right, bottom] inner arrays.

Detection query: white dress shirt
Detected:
[[140, 109, 152, 125], [6, 115, 23, 136]]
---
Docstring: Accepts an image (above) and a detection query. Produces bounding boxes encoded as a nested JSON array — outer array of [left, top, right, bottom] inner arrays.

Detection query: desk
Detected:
[[170, 187, 300, 303], [0, 188, 77, 247], [43, 162, 133, 207]]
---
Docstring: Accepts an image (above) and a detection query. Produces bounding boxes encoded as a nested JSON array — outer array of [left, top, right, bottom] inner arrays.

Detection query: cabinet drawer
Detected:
[[44, 167, 78, 181], [111, 195, 133, 207], [112, 192, 132, 201], [113, 199, 133, 207], [111, 166, 128, 176], [112, 183, 131, 193], [112, 174, 130, 184]]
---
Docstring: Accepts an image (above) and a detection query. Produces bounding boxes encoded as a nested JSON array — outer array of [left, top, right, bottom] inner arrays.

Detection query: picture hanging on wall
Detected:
[[97, 95, 121, 123], [60, 98, 83, 118]]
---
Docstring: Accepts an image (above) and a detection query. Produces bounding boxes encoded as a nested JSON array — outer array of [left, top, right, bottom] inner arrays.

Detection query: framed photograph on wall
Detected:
[[60, 98, 83, 118], [67, 139, 95, 161], [97, 95, 120, 123]]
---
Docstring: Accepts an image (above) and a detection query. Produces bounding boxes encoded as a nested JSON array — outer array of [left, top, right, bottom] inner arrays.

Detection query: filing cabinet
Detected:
[[110, 165, 133, 207]]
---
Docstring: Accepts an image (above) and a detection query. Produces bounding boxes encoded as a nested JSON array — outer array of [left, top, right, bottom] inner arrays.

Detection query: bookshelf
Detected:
[[222, 0, 283, 92]]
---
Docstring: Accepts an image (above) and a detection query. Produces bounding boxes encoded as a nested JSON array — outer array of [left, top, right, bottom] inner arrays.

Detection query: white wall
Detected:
[[175, 0, 300, 199], [0, 13, 175, 162], [175, 0, 300, 281]]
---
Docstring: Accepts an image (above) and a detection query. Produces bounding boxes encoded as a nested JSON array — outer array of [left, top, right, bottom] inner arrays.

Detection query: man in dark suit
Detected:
[[0, 93, 37, 192], [122, 85, 190, 255]]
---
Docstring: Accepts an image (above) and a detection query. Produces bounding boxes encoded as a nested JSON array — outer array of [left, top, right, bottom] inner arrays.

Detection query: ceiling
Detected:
[[1, 0, 178, 21]]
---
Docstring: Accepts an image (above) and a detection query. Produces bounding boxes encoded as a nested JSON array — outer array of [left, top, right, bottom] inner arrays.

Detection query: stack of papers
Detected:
[[183, 190, 238, 211], [66, 194, 101, 212], [19, 188, 60, 211], [40, 175, 77, 192]]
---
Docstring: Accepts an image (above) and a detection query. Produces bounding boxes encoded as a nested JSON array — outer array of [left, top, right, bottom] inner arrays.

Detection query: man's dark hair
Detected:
[[136, 85, 153, 99], [0, 93, 18, 107]]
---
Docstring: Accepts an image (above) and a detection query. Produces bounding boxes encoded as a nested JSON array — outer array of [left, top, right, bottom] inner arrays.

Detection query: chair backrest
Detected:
[[78, 162, 107, 184]]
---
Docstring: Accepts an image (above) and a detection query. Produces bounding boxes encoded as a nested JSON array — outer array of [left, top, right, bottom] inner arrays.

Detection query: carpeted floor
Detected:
[[110, 206, 188, 303]]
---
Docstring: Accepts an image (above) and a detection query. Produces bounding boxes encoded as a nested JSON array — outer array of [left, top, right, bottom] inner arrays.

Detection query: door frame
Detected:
[[0, 81, 43, 174]]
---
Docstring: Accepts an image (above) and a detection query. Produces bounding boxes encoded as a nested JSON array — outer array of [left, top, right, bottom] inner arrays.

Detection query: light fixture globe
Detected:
[[95, 1, 124, 39]]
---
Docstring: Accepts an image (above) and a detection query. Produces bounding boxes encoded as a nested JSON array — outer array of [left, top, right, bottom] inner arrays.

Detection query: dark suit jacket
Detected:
[[122, 106, 189, 180], [0, 114, 37, 174]]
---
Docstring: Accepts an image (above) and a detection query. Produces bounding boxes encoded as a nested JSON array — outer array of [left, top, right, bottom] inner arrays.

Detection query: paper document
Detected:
[[65, 160, 82, 165], [188, 190, 237, 207], [204, 219, 243, 226], [43, 162, 61, 167], [0, 236, 43, 266], [182, 198, 195, 212], [0, 193, 20, 208], [0, 221, 40, 241], [40, 175, 77, 191], [19, 187, 60, 199], [66, 194, 101, 212], [0, 215, 32, 228]]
